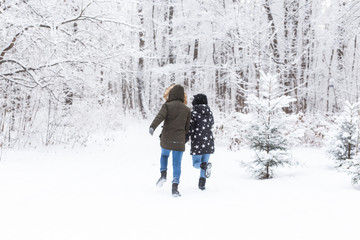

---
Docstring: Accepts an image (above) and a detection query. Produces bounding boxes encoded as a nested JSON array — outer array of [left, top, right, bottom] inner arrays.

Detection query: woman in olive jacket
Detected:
[[149, 85, 191, 197]]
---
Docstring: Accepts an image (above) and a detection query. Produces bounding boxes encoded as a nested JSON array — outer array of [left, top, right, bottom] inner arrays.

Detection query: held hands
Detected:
[[149, 127, 154, 136]]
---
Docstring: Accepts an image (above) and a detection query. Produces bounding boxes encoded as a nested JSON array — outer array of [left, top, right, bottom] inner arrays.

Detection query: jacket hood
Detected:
[[167, 85, 185, 103]]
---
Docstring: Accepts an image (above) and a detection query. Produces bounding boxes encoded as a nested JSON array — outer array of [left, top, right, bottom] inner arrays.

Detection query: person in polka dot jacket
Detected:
[[186, 94, 215, 190]]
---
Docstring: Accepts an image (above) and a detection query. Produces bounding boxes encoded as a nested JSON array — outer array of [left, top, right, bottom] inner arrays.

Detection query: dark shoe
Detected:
[[156, 171, 167, 187], [200, 162, 207, 170], [172, 183, 181, 197], [198, 177, 206, 190], [200, 162, 212, 178]]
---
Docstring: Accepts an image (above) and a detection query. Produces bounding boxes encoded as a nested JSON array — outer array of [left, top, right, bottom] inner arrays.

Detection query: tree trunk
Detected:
[[327, 49, 335, 113], [336, 1, 346, 104], [290, 0, 299, 113], [348, 143, 351, 160], [283, 0, 299, 114], [263, 0, 280, 73], [168, 0, 175, 82], [264, 152, 270, 179], [299, 0, 313, 113], [283, 0, 289, 90], [352, 36, 357, 101], [137, 1, 147, 118]]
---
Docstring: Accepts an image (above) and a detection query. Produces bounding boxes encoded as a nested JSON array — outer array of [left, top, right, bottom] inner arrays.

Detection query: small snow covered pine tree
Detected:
[[329, 101, 359, 168], [243, 72, 297, 179], [345, 156, 360, 184]]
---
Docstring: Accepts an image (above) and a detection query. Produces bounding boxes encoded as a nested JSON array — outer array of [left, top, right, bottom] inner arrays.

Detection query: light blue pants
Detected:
[[160, 148, 183, 184], [192, 154, 210, 178]]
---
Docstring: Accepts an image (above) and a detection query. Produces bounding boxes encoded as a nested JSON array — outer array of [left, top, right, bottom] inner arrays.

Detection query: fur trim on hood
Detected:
[[163, 84, 187, 104]]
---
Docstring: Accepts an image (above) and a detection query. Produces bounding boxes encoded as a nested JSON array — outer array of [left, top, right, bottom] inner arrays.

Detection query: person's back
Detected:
[[187, 93, 214, 190], [149, 85, 190, 197], [159, 86, 190, 151]]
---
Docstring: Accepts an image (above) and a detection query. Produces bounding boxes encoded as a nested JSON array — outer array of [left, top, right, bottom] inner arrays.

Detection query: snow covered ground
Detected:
[[0, 120, 359, 240]]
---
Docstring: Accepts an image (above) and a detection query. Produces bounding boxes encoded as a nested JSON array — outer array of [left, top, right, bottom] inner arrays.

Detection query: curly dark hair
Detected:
[[192, 94, 208, 106]]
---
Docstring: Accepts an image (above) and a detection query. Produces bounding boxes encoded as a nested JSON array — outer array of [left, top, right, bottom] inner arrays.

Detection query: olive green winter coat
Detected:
[[150, 85, 191, 151]]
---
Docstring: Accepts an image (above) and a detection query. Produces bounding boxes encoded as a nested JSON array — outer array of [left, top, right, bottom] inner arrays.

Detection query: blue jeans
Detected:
[[160, 148, 183, 184], [192, 154, 210, 178]]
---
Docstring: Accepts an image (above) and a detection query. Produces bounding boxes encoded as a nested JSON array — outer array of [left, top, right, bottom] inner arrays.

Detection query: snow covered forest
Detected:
[[2, 2, 360, 238], [1, 0, 360, 148]]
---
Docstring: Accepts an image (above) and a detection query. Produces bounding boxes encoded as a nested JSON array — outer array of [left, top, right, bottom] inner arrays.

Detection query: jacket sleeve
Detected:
[[150, 103, 168, 130], [185, 109, 191, 133], [210, 110, 214, 127], [184, 109, 191, 142], [187, 110, 196, 140]]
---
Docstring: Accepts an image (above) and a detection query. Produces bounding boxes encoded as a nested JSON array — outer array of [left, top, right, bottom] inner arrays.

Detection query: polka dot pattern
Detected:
[[189, 104, 215, 155]]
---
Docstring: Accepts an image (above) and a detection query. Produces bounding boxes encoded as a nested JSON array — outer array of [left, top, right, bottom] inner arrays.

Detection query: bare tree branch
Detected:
[[0, 0, 137, 63], [0, 74, 37, 88], [0, 25, 50, 62], [1, 60, 91, 77]]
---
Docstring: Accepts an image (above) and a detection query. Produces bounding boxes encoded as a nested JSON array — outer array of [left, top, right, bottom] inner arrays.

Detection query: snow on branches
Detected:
[[328, 101, 360, 184], [241, 72, 298, 179]]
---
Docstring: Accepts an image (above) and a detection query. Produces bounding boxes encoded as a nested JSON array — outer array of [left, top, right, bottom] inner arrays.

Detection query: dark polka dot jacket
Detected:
[[188, 104, 215, 155]]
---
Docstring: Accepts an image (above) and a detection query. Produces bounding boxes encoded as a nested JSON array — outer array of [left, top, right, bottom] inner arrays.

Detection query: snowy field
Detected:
[[0, 120, 359, 240]]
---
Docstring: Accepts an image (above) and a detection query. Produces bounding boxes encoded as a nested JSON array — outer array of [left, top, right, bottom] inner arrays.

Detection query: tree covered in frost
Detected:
[[344, 157, 360, 185], [351, 164, 360, 185], [243, 72, 297, 179], [1, 0, 360, 149], [328, 101, 359, 168]]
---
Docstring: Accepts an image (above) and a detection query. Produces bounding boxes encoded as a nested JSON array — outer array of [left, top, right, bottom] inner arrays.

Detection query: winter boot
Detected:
[[156, 171, 167, 187], [200, 162, 212, 178], [172, 183, 181, 197], [198, 177, 206, 190]]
